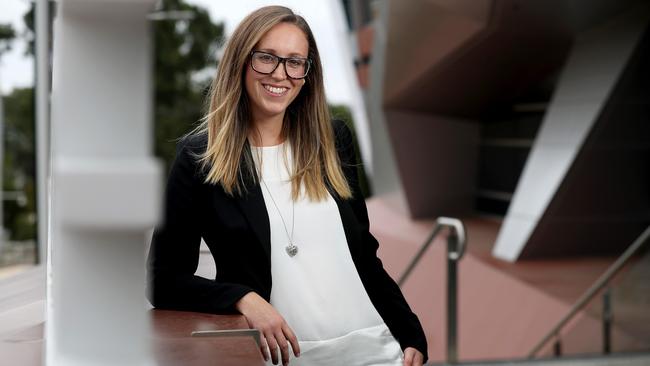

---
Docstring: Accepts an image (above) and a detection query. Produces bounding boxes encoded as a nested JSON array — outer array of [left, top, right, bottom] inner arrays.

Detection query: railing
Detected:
[[398, 217, 467, 364], [527, 225, 650, 358]]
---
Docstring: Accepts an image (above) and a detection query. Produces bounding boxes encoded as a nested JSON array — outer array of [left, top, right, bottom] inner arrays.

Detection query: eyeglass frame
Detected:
[[249, 50, 312, 79]]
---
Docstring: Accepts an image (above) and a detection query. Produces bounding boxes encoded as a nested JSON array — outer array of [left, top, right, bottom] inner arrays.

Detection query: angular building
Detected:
[[345, 0, 649, 262]]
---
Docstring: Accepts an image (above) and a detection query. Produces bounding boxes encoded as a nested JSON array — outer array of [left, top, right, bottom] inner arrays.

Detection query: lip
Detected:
[[262, 82, 290, 89]]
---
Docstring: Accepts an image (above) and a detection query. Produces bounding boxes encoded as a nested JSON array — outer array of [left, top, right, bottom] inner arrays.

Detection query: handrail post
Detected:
[[397, 217, 466, 364], [553, 336, 562, 357], [603, 288, 612, 354], [447, 228, 459, 364]]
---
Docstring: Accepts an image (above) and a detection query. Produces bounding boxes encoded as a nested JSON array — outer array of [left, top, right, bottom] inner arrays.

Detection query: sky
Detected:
[[0, 0, 33, 94]]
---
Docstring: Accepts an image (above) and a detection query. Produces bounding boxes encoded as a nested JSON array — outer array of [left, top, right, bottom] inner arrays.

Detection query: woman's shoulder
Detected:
[[331, 119, 354, 149], [331, 119, 355, 160], [177, 132, 208, 156], [331, 119, 350, 136], [171, 132, 209, 180]]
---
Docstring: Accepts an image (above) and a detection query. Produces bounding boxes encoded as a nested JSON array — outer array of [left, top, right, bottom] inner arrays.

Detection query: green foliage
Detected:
[[0, 23, 16, 55], [153, 0, 224, 173], [2, 88, 36, 240], [1, 20, 36, 243], [21, 1, 56, 58], [329, 104, 372, 198]]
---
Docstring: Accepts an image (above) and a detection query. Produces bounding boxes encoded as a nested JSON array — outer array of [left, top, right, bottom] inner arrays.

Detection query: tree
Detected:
[[152, 0, 224, 172], [22, 1, 58, 60], [0, 24, 16, 55], [2, 88, 36, 240], [2, 23, 35, 242]]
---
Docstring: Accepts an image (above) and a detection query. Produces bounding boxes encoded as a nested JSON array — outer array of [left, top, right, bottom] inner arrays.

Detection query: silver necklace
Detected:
[[260, 179, 298, 257]]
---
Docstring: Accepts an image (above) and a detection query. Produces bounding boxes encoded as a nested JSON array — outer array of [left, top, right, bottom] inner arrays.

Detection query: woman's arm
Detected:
[[334, 120, 429, 362], [148, 137, 301, 365], [146, 136, 253, 313]]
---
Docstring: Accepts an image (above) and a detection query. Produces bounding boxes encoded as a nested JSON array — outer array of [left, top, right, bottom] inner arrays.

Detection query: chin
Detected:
[[258, 95, 294, 114], [260, 104, 289, 117]]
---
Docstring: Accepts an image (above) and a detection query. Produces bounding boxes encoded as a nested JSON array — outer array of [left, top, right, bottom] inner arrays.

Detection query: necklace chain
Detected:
[[261, 178, 298, 257]]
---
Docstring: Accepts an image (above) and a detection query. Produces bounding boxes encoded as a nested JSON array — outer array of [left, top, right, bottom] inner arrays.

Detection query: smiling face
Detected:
[[245, 22, 309, 122]]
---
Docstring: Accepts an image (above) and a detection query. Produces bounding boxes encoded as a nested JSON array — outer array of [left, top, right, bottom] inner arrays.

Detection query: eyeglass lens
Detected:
[[251, 52, 309, 79]]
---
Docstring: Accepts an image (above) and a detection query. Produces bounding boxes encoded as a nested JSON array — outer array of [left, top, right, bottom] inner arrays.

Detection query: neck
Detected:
[[249, 112, 285, 147]]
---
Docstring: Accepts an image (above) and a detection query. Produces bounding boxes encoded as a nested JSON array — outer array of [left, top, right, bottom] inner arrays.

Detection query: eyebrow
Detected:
[[258, 48, 307, 58]]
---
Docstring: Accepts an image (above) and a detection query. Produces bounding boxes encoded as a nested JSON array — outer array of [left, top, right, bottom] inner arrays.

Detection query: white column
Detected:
[[47, 1, 161, 365]]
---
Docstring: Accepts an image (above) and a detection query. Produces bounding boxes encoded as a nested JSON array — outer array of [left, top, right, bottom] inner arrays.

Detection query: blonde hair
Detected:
[[192, 5, 352, 201]]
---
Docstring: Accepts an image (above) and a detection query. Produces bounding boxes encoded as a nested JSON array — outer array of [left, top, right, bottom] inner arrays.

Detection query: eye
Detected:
[[287, 58, 305, 69], [257, 53, 275, 63]]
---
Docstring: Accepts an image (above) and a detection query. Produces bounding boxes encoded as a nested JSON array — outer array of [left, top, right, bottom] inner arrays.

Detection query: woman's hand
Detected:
[[403, 347, 424, 366], [235, 292, 300, 365]]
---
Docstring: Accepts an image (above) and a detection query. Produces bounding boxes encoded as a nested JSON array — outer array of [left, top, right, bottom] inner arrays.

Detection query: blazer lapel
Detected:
[[234, 178, 360, 263], [234, 180, 272, 261], [231, 130, 359, 263]]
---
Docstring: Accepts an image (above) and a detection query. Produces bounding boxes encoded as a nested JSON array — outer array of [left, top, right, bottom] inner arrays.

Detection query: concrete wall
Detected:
[[385, 110, 479, 218]]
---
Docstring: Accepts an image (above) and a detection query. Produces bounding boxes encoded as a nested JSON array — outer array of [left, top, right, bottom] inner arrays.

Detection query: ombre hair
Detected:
[[192, 5, 352, 201]]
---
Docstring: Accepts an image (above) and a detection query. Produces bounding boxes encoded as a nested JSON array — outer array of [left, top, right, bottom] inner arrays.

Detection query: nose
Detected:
[[271, 60, 287, 80]]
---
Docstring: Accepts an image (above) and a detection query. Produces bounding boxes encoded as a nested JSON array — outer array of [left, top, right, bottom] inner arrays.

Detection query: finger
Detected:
[[274, 331, 291, 365], [282, 324, 301, 357], [415, 351, 424, 366], [403, 349, 414, 366], [259, 336, 270, 362], [265, 332, 280, 365]]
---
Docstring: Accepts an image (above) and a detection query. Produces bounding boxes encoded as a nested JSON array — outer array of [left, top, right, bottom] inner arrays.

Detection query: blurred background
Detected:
[[0, 0, 649, 365]]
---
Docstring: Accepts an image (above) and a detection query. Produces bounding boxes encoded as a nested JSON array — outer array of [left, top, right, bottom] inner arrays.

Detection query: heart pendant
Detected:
[[285, 244, 298, 257]]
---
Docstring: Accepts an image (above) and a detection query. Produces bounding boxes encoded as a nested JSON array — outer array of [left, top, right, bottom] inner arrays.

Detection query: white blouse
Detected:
[[251, 142, 403, 366]]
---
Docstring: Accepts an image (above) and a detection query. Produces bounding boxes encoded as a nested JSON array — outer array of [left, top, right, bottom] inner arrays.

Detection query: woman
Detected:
[[147, 6, 427, 366]]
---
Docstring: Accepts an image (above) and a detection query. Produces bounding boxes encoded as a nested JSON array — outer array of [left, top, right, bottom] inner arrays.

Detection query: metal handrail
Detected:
[[527, 225, 650, 358], [398, 217, 467, 286], [398, 217, 467, 364]]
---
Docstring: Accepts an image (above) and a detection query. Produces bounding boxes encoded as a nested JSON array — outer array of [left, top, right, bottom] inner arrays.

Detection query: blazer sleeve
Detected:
[[334, 120, 429, 362], [146, 137, 253, 313]]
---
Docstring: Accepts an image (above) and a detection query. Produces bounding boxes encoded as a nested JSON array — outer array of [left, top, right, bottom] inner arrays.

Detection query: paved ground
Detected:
[[365, 197, 647, 362]]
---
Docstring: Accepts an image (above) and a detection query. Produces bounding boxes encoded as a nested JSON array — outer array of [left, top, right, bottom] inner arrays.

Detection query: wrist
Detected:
[[235, 291, 255, 314]]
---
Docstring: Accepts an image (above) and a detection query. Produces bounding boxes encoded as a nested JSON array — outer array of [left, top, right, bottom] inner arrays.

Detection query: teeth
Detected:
[[264, 84, 287, 94]]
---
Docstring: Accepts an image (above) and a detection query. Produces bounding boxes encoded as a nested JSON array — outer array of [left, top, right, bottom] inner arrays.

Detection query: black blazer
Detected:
[[147, 120, 428, 361]]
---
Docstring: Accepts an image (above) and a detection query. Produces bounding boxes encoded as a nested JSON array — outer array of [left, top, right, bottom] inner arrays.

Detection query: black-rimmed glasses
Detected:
[[249, 51, 311, 79]]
